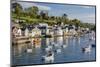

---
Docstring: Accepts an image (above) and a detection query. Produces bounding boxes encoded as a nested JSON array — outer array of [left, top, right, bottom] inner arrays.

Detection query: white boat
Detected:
[[55, 49, 61, 53], [51, 42, 55, 45], [42, 52, 54, 63], [26, 49, 32, 53], [62, 44, 67, 48], [45, 46, 52, 52], [48, 45, 53, 49], [91, 36, 95, 40], [82, 45, 91, 53], [53, 43, 59, 47]]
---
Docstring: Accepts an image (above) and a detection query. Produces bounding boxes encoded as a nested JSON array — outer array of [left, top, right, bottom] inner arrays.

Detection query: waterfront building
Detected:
[[63, 25, 69, 35], [39, 23, 48, 35], [46, 28, 50, 35], [39, 23, 48, 27], [49, 29, 54, 36], [61, 22, 64, 27], [32, 27, 41, 37], [17, 28, 22, 36], [54, 27, 63, 36], [12, 26, 18, 37], [25, 28, 29, 37], [68, 25, 77, 35]]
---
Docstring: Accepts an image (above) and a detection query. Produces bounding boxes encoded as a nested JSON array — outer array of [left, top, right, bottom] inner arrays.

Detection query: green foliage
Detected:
[[25, 6, 39, 18], [12, 2, 95, 30], [71, 19, 81, 27], [12, 2, 23, 19]]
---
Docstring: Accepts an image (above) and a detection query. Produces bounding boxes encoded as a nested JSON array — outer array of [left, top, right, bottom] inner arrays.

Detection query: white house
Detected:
[[39, 23, 48, 27], [25, 28, 29, 37], [61, 22, 64, 27], [49, 29, 54, 36], [46, 28, 50, 35], [17, 28, 22, 36], [54, 27, 63, 36], [57, 27, 63, 35], [63, 26, 69, 35], [12, 27, 18, 37], [68, 25, 77, 35], [39, 23, 48, 35], [32, 27, 41, 37], [70, 29, 76, 35]]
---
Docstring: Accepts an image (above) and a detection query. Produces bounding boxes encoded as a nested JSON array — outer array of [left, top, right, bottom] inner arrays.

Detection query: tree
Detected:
[[62, 13, 67, 19], [40, 11, 49, 20], [26, 6, 39, 18], [12, 2, 23, 19], [61, 13, 69, 24], [92, 25, 96, 31], [72, 19, 81, 28], [11, 2, 23, 12], [50, 16, 55, 20]]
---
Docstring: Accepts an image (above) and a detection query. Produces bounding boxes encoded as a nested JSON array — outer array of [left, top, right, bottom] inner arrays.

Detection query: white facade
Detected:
[[69, 28, 77, 35], [25, 28, 29, 37], [12, 27, 18, 37], [17, 28, 22, 36], [46, 29, 50, 34], [39, 23, 48, 27], [55, 27, 63, 36], [49, 30, 54, 35], [63, 27, 69, 35], [39, 23, 49, 35], [86, 28, 89, 31], [32, 27, 41, 37]]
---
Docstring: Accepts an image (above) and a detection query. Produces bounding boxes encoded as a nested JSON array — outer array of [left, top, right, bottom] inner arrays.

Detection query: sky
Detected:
[[16, 1, 96, 24]]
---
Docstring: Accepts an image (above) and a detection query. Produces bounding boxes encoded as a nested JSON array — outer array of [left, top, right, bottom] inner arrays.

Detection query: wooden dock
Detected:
[[12, 36, 31, 44], [12, 33, 83, 45]]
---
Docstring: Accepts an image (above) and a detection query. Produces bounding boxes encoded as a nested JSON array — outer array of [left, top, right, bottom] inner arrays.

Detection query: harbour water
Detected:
[[11, 33, 96, 66]]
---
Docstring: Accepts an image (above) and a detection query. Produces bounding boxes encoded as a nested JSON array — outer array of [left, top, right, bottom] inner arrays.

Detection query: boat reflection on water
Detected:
[[12, 33, 96, 66], [31, 38, 41, 48]]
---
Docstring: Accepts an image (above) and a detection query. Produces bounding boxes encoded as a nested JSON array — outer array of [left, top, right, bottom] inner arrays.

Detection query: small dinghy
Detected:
[[26, 49, 32, 53], [62, 44, 67, 48], [82, 45, 91, 53], [45, 46, 52, 52], [55, 49, 61, 53], [91, 36, 95, 40], [48, 45, 53, 49], [53, 43, 60, 48], [51, 42, 55, 45], [42, 51, 54, 63], [89, 37, 95, 41]]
